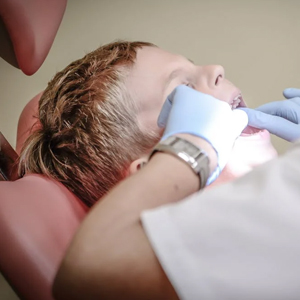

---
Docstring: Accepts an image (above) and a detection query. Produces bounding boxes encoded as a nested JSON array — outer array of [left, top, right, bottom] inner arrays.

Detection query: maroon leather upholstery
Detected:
[[16, 92, 41, 155], [0, 0, 67, 75], [0, 174, 88, 300]]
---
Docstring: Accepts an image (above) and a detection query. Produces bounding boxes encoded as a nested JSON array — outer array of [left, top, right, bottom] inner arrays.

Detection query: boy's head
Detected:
[[19, 40, 277, 206], [19, 41, 161, 207]]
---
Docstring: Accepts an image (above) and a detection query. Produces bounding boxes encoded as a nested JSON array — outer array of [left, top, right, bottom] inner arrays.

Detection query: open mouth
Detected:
[[241, 125, 263, 135], [230, 94, 264, 136], [229, 94, 244, 110]]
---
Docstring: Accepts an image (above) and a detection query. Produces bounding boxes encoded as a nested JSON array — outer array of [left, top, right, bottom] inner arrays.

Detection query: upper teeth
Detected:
[[230, 95, 241, 109]]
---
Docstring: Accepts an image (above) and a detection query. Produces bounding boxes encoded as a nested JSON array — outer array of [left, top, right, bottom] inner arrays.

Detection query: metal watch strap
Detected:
[[149, 136, 210, 190]]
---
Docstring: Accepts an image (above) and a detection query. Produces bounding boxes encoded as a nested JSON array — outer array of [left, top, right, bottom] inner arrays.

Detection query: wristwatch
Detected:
[[149, 136, 210, 190]]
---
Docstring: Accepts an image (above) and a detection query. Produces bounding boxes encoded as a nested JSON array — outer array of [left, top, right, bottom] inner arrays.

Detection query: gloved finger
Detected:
[[211, 110, 248, 176], [239, 107, 299, 141], [157, 97, 172, 128], [289, 97, 300, 106], [283, 88, 300, 99], [229, 109, 249, 137], [255, 100, 300, 124]]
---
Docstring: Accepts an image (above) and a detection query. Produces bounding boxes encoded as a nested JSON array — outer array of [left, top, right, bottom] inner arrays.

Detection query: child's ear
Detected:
[[128, 157, 148, 175]]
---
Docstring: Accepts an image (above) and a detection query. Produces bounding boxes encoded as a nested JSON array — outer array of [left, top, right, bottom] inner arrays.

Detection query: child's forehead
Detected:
[[135, 46, 185, 67], [130, 47, 193, 86]]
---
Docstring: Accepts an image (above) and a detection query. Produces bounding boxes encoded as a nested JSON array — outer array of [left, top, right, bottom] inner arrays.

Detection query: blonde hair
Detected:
[[19, 41, 160, 207]]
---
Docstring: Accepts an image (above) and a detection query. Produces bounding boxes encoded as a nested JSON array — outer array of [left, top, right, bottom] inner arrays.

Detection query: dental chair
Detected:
[[0, 0, 67, 75], [0, 1, 89, 299]]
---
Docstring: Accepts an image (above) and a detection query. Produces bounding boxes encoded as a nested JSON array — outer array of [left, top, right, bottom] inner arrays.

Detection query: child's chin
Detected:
[[207, 134, 278, 189]]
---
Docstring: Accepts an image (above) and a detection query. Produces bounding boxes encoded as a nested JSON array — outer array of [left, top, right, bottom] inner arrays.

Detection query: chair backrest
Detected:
[[16, 92, 41, 155], [0, 174, 88, 300], [0, 0, 67, 75]]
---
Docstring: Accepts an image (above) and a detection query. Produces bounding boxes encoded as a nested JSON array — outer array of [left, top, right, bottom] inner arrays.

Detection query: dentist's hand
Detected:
[[239, 88, 300, 142], [158, 85, 248, 185]]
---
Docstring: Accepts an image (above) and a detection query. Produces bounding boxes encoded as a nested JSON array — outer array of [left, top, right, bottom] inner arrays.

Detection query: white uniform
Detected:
[[141, 141, 300, 300]]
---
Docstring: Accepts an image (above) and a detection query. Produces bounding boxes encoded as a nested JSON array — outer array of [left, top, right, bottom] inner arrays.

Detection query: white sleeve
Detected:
[[141, 142, 300, 300]]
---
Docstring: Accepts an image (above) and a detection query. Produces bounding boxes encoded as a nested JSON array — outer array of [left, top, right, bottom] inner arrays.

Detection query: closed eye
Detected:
[[185, 82, 195, 89]]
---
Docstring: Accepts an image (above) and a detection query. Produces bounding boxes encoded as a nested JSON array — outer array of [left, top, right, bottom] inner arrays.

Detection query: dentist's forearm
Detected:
[[53, 137, 217, 300]]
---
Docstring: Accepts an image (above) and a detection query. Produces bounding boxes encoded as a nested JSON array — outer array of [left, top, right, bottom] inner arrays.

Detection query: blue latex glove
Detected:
[[158, 85, 248, 185], [239, 88, 300, 142]]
